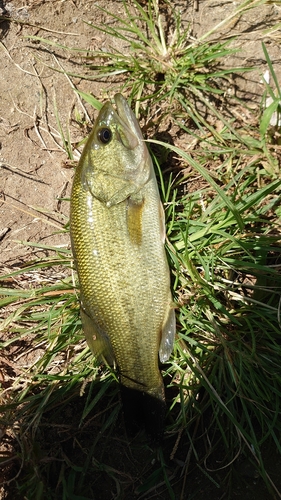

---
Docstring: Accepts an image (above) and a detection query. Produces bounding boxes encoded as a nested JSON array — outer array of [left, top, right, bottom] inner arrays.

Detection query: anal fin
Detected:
[[159, 306, 176, 363]]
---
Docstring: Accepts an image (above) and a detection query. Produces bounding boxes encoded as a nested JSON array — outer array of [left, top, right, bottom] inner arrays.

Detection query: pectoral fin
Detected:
[[126, 195, 144, 245], [159, 306, 176, 363], [80, 306, 115, 365]]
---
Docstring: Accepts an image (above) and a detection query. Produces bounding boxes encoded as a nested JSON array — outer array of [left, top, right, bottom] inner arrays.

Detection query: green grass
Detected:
[[1, 1, 281, 498], [82, 0, 247, 108]]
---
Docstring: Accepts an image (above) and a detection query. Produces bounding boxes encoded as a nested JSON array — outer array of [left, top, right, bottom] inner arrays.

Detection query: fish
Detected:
[[70, 94, 175, 440]]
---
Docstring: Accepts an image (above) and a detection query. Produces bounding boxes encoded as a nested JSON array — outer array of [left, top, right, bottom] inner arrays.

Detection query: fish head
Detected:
[[80, 94, 153, 206]]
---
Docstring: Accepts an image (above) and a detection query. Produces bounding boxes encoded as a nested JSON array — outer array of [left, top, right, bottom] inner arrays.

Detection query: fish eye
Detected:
[[98, 127, 112, 144]]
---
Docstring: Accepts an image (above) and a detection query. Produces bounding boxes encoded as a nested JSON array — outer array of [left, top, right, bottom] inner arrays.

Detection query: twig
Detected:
[[0, 227, 10, 242], [51, 52, 92, 122], [0, 15, 80, 36], [0, 41, 37, 76]]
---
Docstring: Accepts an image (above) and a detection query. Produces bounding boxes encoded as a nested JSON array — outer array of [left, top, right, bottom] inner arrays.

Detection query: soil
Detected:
[[0, 0, 281, 499]]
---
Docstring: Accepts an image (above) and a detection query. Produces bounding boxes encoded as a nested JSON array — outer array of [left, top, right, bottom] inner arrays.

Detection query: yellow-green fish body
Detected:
[[70, 94, 175, 436]]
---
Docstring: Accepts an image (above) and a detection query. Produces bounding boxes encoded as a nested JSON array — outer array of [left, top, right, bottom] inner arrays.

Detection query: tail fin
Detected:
[[120, 385, 166, 443]]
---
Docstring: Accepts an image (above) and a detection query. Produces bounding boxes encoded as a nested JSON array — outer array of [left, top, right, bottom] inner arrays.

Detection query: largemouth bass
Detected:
[[70, 94, 175, 439]]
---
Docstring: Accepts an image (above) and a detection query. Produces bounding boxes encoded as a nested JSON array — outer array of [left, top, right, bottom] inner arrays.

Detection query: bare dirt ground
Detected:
[[0, 0, 281, 498]]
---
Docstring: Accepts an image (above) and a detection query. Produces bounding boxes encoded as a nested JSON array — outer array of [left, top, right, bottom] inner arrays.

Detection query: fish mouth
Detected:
[[114, 94, 143, 143], [113, 94, 151, 161]]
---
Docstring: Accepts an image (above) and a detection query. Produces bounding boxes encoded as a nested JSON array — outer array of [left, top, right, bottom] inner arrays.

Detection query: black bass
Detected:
[[70, 94, 175, 439]]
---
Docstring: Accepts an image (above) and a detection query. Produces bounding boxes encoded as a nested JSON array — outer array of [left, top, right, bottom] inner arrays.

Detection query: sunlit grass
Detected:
[[83, 0, 248, 107]]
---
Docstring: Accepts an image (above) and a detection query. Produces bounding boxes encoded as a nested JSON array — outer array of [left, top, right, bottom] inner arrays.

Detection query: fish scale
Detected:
[[72, 182, 166, 394]]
